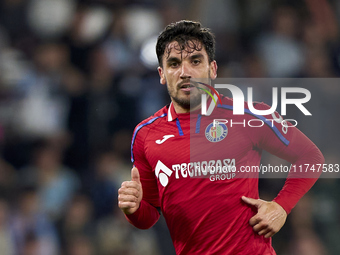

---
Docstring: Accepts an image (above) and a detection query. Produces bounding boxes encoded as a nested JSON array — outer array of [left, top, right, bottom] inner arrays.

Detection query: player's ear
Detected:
[[158, 66, 166, 85], [209, 60, 218, 80]]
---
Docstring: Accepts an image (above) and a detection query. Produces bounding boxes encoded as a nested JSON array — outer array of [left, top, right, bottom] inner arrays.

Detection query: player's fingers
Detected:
[[264, 230, 275, 238], [252, 222, 268, 232], [257, 227, 271, 236], [242, 196, 262, 208], [121, 181, 141, 190], [118, 201, 138, 210], [118, 187, 139, 197], [131, 167, 141, 184], [249, 215, 261, 226], [118, 194, 138, 203]]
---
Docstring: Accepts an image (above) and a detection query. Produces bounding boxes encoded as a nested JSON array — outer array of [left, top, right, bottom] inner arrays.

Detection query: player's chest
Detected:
[[144, 118, 253, 169]]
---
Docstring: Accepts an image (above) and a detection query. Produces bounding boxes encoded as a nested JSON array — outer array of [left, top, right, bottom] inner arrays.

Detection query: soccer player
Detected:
[[118, 20, 324, 255]]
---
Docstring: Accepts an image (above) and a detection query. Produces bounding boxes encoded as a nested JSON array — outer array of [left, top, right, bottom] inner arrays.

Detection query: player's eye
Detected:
[[169, 62, 179, 68], [192, 59, 201, 65]]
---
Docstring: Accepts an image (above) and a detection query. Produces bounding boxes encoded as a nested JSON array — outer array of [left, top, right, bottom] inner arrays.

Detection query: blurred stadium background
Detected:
[[0, 0, 339, 254]]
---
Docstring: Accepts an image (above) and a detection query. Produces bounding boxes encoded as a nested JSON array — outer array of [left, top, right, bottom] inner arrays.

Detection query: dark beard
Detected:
[[170, 92, 202, 110]]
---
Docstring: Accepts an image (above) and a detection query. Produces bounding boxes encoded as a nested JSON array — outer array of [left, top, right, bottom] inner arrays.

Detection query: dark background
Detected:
[[0, 0, 339, 254]]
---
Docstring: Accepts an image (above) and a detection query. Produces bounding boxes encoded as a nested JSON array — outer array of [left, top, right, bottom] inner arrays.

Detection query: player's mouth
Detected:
[[179, 83, 195, 92]]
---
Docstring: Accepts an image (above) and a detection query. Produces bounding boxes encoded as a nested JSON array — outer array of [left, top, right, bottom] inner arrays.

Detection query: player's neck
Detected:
[[172, 101, 201, 114]]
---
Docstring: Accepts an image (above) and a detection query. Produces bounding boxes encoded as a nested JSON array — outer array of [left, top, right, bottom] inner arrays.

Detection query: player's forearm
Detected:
[[273, 145, 324, 214], [273, 178, 317, 214], [125, 200, 161, 229]]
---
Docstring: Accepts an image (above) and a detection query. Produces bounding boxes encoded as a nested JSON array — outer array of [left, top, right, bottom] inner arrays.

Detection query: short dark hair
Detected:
[[156, 20, 216, 67]]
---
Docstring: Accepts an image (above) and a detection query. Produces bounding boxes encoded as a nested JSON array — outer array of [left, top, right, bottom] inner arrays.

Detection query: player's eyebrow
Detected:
[[166, 57, 181, 64], [166, 53, 204, 63], [189, 53, 204, 60]]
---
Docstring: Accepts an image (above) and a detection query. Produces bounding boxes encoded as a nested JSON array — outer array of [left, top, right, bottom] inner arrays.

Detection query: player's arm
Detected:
[[243, 103, 324, 238], [270, 127, 324, 214], [118, 167, 143, 215], [118, 126, 161, 229], [118, 167, 160, 229], [253, 109, 324, 214]]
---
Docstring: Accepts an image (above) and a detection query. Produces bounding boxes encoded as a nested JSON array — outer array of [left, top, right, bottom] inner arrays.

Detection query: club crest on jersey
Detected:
[[205, 122, 228, 142]]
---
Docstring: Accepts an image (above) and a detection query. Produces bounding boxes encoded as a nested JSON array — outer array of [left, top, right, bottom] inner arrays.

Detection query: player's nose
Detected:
[[180, 62, 191, 79]]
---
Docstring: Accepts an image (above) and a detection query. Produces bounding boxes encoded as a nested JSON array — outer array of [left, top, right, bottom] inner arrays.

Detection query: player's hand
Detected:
[[242, 196, 287, 238], [118, 167, 143, 215]]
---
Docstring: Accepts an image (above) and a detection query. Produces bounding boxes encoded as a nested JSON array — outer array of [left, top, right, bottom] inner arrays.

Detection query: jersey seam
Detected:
[[131, 113, 167, 163]]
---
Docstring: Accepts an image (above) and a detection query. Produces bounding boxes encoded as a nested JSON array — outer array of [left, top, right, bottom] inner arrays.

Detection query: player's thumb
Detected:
[[131, 167, 141, 184], [242, 196, 262, 208]]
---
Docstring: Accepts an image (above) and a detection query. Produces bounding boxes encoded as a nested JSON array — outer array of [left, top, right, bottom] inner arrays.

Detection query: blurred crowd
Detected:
[[0, 0, 339, 254]]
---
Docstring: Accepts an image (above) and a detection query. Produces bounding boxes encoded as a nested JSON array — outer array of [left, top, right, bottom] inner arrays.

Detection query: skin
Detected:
[[157, 41, 217, 113], [118, 167, 142, 215], [118, 40, 287, 238], [242, 196, 287, 238]]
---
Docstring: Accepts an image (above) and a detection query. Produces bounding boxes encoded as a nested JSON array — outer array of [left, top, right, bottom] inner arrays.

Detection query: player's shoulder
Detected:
[[135, 105, 168, 129], [219, 94, 270, 110], [245, 101, 271, 111], [220, 95, 233, 105], [217, 95, 249, 111], [132, 105, 168, 140], [217, 95, 277, 121]]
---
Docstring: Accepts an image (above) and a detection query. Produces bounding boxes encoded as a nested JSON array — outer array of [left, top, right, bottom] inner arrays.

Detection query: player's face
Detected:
[[158, 41, 217, 113]]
